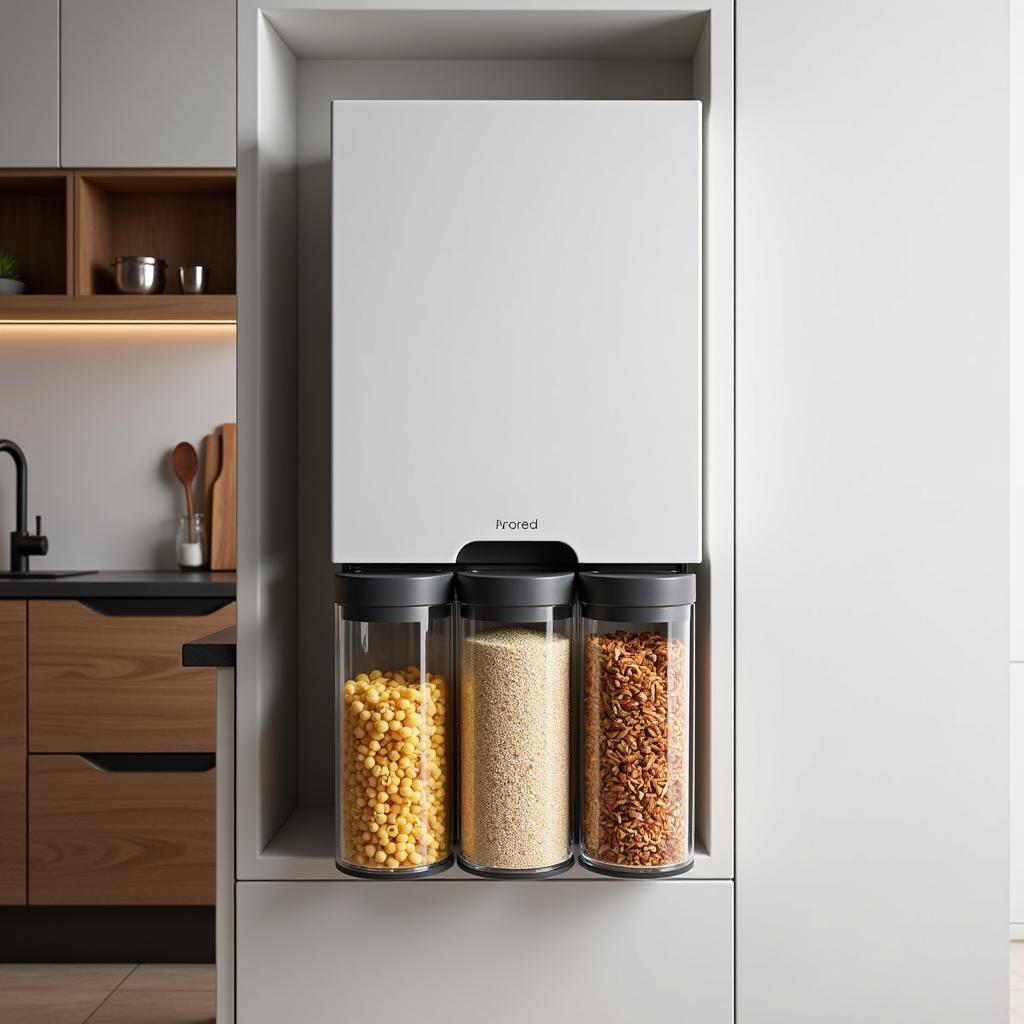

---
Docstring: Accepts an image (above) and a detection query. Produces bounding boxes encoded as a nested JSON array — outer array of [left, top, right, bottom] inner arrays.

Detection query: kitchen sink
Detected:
[[0, 570, 97, 579]]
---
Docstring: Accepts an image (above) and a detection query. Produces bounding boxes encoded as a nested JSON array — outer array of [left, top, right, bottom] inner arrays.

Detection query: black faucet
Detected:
[[0, 440, 48, 572]]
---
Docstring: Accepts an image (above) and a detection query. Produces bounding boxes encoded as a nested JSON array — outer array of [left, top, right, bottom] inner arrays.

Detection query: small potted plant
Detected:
[[0, 250, 25, 295]]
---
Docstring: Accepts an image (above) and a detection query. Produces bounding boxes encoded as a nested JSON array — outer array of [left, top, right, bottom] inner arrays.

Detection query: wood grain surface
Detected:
[[28, 600, 235, 752], [75, 170, 235, 297], [0, 602, 26, 905], [28, 754, 215, 905], [0, 170, 238, 321], [0, 293, 236, 321], [209, 423, 236, 571], [201, 432, 221, 548], [0, 171, 72, 295]]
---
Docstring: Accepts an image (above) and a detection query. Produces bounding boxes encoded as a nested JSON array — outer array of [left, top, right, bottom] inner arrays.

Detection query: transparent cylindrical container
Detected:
[[578, 571, 696, 878], [457, 569, 574, 878], [335, 571, 454, 878], [175, 513, 205, 569]]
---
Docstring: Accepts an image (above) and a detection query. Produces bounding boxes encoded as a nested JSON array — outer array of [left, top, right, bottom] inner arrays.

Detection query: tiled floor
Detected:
[[4, 952, 1023, 1021], [1012, 943, 1024, 1021], [0, 963, 214, 1024]]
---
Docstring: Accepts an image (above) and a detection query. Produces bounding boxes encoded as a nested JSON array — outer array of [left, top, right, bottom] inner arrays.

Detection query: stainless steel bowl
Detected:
[[178, 265, 209, 295], [111, 256, 166, 295]]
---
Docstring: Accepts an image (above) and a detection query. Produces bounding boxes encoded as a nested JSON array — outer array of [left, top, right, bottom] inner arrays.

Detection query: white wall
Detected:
[[736, 0, 1008, 1020], [234, 10, 300, 864], [0, 325, 235, 570]]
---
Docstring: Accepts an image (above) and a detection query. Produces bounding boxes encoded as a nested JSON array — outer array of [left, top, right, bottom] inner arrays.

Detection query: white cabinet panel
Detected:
[[1013, 360, 1023, 659], [0, 1, 59, 167], [736, 0, 1007, 1021], [331, 100, 701, 564], [237, 879, 733, 1024], [61, 0, 234, 167], [1013, 667, 1024, 925]]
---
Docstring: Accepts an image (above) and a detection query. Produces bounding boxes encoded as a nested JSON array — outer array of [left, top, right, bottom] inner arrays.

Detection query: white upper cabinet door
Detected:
[[61, 0, 235, 167], [0, 1, 59, 167]]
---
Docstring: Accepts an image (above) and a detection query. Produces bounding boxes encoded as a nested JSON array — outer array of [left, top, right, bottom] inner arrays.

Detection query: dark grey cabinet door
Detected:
[[61, 0, 235, 167], [0, 0, 59, 167]]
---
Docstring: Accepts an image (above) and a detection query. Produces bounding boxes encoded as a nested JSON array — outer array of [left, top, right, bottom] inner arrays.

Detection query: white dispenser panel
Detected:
[[332, 100, 701, 563]]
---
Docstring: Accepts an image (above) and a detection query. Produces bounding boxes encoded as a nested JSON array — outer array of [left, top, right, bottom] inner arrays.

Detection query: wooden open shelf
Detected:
[[77, 171, 236, 297], [0, 169, 236, 322], [0, 294, 235, 322], [0, 172, 73, 297]]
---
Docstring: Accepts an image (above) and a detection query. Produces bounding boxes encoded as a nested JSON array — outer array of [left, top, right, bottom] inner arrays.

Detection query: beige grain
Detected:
[[460, 626, 570, 871]]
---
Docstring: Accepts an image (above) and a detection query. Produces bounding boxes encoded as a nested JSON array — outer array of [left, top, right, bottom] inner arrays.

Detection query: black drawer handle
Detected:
[[81, 753, 215, 773], [80, 598, 233, 617]]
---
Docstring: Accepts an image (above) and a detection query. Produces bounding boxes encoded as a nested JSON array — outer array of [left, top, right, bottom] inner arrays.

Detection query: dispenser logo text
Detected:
[[496, 519, 538, 531]]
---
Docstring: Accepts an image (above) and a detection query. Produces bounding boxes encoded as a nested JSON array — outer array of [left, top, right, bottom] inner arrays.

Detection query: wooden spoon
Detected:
[[172, 442, 199, 542]]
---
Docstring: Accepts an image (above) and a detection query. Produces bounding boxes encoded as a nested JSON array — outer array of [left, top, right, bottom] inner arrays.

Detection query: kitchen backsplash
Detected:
[[0, 324, 235, 570]]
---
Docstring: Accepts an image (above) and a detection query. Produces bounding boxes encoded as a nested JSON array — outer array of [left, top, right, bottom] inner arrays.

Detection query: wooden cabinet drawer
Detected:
[[0, 602, 26, 906], [29, 599, 235, 752], [28, 754, 215, 905]]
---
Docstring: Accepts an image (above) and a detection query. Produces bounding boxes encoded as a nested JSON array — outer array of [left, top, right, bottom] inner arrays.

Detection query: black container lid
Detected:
[[457, 569, 574, 621], [577, 570, 695, 620], [334, 571, 454, 621]]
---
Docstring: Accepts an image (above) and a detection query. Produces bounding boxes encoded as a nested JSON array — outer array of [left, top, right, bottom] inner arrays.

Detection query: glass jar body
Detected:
[[580, 607, 694, 877], [335, 609, 453, 877], [458, 609, 573, 878]]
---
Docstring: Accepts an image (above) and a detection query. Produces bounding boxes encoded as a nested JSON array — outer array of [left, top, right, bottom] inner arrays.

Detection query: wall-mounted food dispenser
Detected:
[[457, 570, 575, 878], [335, 571, 455, 878], [331, 99, 702, 564], [331, 96, 705, 882], [578, 571, 696, 877]]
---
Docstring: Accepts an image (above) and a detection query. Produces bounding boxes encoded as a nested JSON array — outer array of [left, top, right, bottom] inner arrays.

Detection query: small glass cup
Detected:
[[175, 513, 205, 569]]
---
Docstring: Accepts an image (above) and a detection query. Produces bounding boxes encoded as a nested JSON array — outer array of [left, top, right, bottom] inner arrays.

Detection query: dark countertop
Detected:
[[182, 624, 237, 667], [0, 570, 236, 599]]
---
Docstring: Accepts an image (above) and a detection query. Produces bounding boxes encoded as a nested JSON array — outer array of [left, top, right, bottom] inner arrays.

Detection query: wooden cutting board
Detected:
[[201, 432, 221, 550], [209, 423, 236, 571]]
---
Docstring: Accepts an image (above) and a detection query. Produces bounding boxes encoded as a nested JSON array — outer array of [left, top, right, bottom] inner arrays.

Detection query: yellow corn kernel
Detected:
[[343, 667, 447, 870]]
